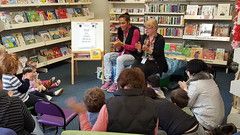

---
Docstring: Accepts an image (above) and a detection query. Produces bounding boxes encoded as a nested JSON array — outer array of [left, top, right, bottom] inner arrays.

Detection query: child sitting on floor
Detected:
[[22, 65, 63, 101], [170, 88, 189, 108], [67, 87, 105, 127], [146, 74, 165, 98]]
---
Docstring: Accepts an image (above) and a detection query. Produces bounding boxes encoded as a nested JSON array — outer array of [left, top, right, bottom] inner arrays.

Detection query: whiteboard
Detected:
[[71, 20, 104, 52]]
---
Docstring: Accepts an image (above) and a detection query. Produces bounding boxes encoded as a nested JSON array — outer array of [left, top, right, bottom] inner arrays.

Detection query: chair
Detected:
[[0, 127, 17, 135], [35, 100, 78, 134]]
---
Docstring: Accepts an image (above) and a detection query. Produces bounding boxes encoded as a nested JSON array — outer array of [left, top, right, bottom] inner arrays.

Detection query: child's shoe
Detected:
[[101, 81, 112, 90], [46, 95, 53, 101], [107, 83, 117, 93], [54, 88, 64, 96], [51, 80, 61, 87], [51, 77, 56, 82]]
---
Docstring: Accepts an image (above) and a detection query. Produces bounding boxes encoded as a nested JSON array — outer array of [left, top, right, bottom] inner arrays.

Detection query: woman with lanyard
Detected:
[[101, 13, 141, 93], [134, 18, 168, 79]]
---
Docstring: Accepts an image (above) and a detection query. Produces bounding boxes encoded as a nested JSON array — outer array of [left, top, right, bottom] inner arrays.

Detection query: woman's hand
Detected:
[[113, 39, 123, 48], [66, 97, 87, 114], [135, 42, 142, 52], [178, 81, 188, 91]]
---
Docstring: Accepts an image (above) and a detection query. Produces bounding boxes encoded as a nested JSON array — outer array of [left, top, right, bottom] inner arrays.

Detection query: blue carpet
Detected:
[[39, 61, 235, 135]]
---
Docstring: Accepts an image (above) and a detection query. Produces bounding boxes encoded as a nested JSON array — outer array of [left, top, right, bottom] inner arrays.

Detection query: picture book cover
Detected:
[[39, 48, 48, 56], [10, 11, 28, 24], [198, 23, 213, 37], [203, 48, 215, 60], [52, 46, 62, 58], [46, 10, 57, 20], [184, 23, 198, 36], [39, 30, 51, 41], [2, 35, 18, 48], [215, 48, 225, 61], [45, 49, 55, 60], [29, 55, 39, 63], [186, 5, 199, 16], [17, 0, 28, 4], [47, 0, 56, 3], [66, 8, 75, 18], [217, 4, 231, 16], [213, 23, 229, 37], [0, 0, 8, 4], [0, 11, 11, 25], [8, 0, 17, 4], [58, 27, 70, 37], [12, 32, 25, 46], [73, 8, 83, 17], [201, 5, 215, 19], [38, 0, 46, 3], [23, 32, 36, 45], [55, 8, 68, 19], [90, 49, 102, 59], [60, 46, 69, 55], [82, 7, 90, 16], [48, 28, 61, 39], [190, 47, 203, 59], [58, 0, 65, 3], [26, 10, 41, 22], [37, 10, 47, 21]]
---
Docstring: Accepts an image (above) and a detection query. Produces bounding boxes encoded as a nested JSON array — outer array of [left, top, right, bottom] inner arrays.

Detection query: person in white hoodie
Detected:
[[178, 59, 225, 131]]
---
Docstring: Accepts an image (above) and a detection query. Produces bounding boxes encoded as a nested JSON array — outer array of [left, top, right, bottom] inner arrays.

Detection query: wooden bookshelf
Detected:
[[37, 54, 71, 68]]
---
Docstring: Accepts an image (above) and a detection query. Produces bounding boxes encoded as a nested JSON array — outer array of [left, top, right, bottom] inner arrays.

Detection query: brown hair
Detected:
[[170, 88, 189, 108], [1, 53, 19, 74], [83, 87, 105, 112], [0, 66, 3, 79], [117, 67, 146, 89], [119, 12, 130, 22]]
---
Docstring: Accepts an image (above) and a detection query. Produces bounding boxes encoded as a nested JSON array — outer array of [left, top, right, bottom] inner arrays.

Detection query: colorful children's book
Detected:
[[217, 4, 231, 16], [203, 48, 215, 60], [12, 32, 25, 46], [23, 32, 36, 45], [186, 5, 199, 16], [37, 10, 47, 21], [184, 23, 198, 36], [9, 0, 17, 4], [213, 23, 229, 37], [60, 46, 69, 55], [82, 7, 90, 16], [0, 0, 8, 4], [29, 55, 39, 63], [201, 5, 215, 19], [215, 48, 225, 61], [2, 35, 18, 48], [55, 8, 68, 19], [46, 10, 57, 20], [90, 49, 101, 59], [48, 28, 61, 39], [190, 47, 203, 59], [38, 0, 47, 3], [39, 30, 51, 41], [10, 11, 28, 24], [58, 27, 70, 37], [73, 8, 83, 17], [52, 47, 62, 58], [198, 23, 213, 37], [17, 0, 28, 4], [26, 10, 41, 22]]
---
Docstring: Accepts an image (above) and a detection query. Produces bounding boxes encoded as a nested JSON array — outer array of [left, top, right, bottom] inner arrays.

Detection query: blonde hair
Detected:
[[145, 18, 158, 30], [1, 53, 19, 74]]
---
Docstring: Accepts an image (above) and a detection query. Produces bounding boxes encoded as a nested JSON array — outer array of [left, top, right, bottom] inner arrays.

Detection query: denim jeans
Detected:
[[103, 52, 135, 83]]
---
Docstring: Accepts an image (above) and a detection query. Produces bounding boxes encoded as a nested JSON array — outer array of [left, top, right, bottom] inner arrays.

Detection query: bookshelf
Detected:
[[0, 0, 94, 71]]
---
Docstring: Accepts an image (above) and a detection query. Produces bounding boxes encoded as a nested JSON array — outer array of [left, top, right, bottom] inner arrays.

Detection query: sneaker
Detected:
[[54, 88, 64, 96], [101, 81, 112, 90], [46, 95, 52, 101], [107, 83, 117, 93], [51, 77, 56, 82]]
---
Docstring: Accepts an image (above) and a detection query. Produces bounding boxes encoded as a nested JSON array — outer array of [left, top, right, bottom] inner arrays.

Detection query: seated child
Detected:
[[67, 87, 105, 127], [170, 88, 189, 108], [146, 74, 165, 98], [22, 65, 63, 101]]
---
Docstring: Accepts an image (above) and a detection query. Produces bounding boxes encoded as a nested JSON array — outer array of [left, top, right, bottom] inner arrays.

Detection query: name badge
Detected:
[[141, 57, 147, 64]]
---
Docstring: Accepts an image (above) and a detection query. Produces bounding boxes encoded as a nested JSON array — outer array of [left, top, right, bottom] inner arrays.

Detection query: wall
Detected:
[[89, 0, 111, 52]]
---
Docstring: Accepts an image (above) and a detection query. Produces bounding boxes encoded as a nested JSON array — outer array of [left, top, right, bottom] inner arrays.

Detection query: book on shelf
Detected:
[[213, 23, 230, 37], [73, 8, 83, 17], [17, 0, 28, 4], [184, 23, 198, 36], [26, 10, 41, 22], [217, 4, 231, 17], [48, 28, 61, 39], [201, 5, 215, 19], [47, 0, 56, 3], [55, 8, 68, 19], [12, 32, 25, 46], [46, 10, 57, 20], [45, 49, 55, 60], [52, 46, 62, 58], [215, 48, 225, 61], [90, 48, 101, 59], [34, 34, 43, 43], [2, 35, 18, 48], [9, 0, 17, 4], [60, 46, 69, 55], [203, 48, 215, 60], [58, 27, 70, 37], [39, 0, 47, 4], [66, 8, 75, 18], [0, 11, 11, 25], [58, 0, 66, 3], [39, 30, 51, 41], [23, 32, 36, 45], [186, 5, 199, 16], [190, 47, 203, 59], [82, 7, 90, 16], [37, 10, 47, 21], [29, 55, 39, 63], [1, 0, 8, 4], [198, 23, 213, 37], [9, 11, 28, 24]]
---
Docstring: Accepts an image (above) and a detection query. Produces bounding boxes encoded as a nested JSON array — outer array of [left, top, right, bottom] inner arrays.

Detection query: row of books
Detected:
[[0, 0, 91, 5], [36, 46, 70, 62], [158, 28, 183, 37], [1, 26, 70, 48], [145, 4, 186, 13], [0, 7, 90, 25], [110, 8, 144, 14], [184, 23, 230, 37], [145, 16, 183, 25], [110, 14, 144, 22], [186, 4, 232, 18], [164, 43, 227, 61]]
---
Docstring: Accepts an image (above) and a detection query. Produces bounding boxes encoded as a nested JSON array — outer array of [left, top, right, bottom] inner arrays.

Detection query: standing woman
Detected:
[[134, 18, 168, 78], [101, 13, 141, 92]]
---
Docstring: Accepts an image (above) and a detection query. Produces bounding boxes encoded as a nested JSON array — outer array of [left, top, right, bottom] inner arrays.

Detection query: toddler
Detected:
[[67, 87, 105, 127], [170, 88, 189, 108], [146, 74, 165, 98]]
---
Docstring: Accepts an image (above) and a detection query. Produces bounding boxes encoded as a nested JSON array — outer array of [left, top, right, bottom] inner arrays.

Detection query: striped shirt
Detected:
[[2, 74, 29, 102], [0, 91, 35, 135]]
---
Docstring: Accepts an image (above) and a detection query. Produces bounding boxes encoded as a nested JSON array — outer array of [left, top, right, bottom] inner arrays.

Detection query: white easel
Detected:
[[71, 19, 104, 84]]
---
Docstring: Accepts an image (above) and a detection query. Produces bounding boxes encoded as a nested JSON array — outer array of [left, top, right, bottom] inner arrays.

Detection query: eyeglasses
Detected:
[[119, 21, 127, 24], [144, 27, 154, 30]]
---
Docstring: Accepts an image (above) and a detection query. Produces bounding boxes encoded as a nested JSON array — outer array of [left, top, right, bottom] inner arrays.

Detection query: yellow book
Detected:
[[90, 49, 102, 60]]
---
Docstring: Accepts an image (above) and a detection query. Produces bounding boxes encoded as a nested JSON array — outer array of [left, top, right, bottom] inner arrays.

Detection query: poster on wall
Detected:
[[71, 20, 104, 52]]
